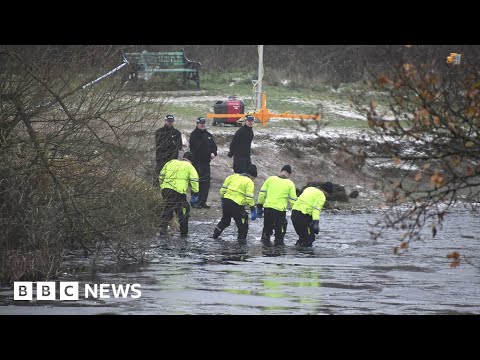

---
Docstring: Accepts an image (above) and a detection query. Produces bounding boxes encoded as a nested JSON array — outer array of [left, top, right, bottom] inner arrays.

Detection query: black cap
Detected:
[[245, 115, 255, 122], [183, 151, 193, 161], [196, 117, 206, 124], [247, 164, 257, 178], [281, 164, 292, 174], [165, 114, 175, 122]]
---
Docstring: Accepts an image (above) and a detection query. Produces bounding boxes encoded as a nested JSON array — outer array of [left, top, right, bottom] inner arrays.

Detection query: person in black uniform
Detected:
[[228, 115, 254, 174], [155, 114, 183, 181], [189, 116, 218, 208]]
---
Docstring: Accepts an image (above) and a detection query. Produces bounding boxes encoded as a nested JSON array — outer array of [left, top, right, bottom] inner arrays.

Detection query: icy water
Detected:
[[1, 207, 479, 315]]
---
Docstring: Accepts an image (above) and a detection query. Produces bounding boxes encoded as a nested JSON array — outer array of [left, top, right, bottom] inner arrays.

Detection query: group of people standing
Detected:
[[155, 114, 331, 247]]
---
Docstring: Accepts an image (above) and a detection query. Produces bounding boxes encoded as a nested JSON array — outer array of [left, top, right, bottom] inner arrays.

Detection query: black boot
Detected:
[[296, 239, 313, 247], [261, 237, 272, 247], [303, 240, 314, 247], [212, 227, 222, 239], [261, 230, 272, 247], [274, 238, 285, 246]]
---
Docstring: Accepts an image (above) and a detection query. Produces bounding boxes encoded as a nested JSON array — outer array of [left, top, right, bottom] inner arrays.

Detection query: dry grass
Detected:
[[0, 248, 63, 284]]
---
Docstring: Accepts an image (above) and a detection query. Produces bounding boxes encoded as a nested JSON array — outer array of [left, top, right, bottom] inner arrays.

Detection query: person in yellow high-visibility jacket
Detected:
[[291, 182, 333, 247], [212, 164, 258, 242], [159, 151, 199, 238], [256, 164, 298, 246]]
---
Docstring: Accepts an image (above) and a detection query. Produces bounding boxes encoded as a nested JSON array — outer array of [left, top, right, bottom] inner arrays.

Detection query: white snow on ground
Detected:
[[280, 97, 366, 120], [133, 93, 369, 121], [281, 98, 317, 106], [167, 95, 247, 104], [124, 91, 406, 124], [325, 104, 366, 120], [209, 125, 369, 141], [371, 160, 420, 171], [121, 92, 253, 107], [126, 92, 378, 122]]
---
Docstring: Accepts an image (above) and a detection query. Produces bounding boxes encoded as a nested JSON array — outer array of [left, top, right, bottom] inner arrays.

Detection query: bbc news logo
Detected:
[[14, 282, 142, 300]]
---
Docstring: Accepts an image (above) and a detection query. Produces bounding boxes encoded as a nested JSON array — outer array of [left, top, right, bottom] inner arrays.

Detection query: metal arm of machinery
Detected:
[[207, 92, 320, 127]]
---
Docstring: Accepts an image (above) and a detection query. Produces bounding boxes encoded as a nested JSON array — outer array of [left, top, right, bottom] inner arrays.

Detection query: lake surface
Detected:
[[1, 207, 479, 314]]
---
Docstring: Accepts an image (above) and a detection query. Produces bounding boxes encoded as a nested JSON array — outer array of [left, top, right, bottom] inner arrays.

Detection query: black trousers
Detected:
[[155, 156, 172, 180], [213, 198, 249, 240], [193, 161, 211, 205], [233, 156, 251, 174], [160, 188, 191, 237], [261, 207, 288, 244], [155, 157, 172, 187], [291, 209, 315, 247]]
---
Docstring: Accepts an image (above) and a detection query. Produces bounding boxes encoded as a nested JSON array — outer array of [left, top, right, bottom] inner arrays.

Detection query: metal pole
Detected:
[[256, 45, 264, 109]]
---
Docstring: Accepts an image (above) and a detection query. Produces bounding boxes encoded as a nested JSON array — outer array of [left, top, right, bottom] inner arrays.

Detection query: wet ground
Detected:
[[1, 206, 479, 315]]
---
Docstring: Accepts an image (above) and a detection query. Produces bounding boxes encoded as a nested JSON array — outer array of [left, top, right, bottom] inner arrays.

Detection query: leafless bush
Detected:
[[0, 46, 166, 282]]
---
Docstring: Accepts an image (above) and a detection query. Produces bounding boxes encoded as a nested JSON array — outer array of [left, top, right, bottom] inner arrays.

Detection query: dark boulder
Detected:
[[299, 181, 356, 202], [349, 190, 359, 199]]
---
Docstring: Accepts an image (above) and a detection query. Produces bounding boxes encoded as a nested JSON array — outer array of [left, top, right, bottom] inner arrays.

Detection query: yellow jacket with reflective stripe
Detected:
[[220, 173, 255, 207], [292, 187, 326, 221], [257, 175, 297, 211], [159, 159, 199, 194]]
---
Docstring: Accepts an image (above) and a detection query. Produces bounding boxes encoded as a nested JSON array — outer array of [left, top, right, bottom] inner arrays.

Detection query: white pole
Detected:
[[256, 45, 264, 109]]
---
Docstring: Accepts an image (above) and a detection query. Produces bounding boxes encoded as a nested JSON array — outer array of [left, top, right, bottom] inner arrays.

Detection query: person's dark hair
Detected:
[[322, 181, 334, 194], [281, 164, 292, 174], [183, 151, 193, 161], [247, 164, 258, 178]]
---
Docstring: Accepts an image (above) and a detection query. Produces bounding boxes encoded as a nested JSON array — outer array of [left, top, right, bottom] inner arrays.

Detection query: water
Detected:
[[1, 207, 479, 314]]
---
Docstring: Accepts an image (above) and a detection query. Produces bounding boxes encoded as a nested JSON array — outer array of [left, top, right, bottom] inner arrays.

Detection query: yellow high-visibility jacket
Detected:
[[159, 159, 199, 194], [257, 175, 297, 211], [220, 173, 255, 207], [292, 187, 326, 221]]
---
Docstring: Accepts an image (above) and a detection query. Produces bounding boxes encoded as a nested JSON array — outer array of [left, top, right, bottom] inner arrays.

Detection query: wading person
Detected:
[[189, 116, 218, 209], [227, 115, 254, 174], [291, 182, 333, 247], [256, 164, 297, 246], [155, 114, 183, 181], [212, 164, 258, 242], [158, 151, 199, 238]]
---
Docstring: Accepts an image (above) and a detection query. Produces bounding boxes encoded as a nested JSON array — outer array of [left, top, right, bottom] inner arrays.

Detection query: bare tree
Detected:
[[347, 45, 480, 266], [0, 45, 167, 282]]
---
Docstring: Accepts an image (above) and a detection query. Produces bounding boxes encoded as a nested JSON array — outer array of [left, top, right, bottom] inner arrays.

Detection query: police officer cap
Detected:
[[245, 115, 255, 122], [196, 117, 206, 124], [247, 164, 258, 178], [281, 164, 292, 174], [183, 151, 193, 161], [165, 114, 175, 122]]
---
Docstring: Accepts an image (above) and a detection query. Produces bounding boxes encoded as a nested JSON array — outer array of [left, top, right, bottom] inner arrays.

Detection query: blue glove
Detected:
[[256, 204, 263, 218], [250, 207, 257, 221], [312, 220, 319, 234], [227, 152, 234, 158], [191, 194, 199, 204]]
